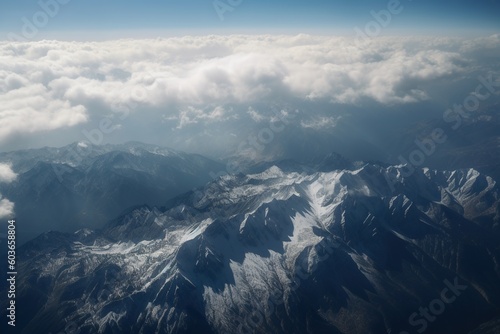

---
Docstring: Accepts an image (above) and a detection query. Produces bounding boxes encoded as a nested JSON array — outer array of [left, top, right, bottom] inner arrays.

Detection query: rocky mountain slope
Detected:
[[5, 161, 500, 334]]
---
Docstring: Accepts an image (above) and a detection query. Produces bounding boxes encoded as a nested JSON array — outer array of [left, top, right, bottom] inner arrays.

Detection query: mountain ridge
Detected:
[[0, 142, 225, 244], [5, 161, 500, 334]]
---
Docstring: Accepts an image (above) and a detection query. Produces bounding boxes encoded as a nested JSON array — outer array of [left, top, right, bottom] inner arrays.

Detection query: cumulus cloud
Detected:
[[0, 84, 87, 140], [0, 163, 17, 183], [0, 163, 16, 218], [0, 197, 14, 219], [0, 34, 498, 141]]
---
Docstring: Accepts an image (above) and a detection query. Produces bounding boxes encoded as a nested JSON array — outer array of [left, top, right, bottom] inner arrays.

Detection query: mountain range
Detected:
[[4, 156, 500, 334], [0, 142, 224, 244]]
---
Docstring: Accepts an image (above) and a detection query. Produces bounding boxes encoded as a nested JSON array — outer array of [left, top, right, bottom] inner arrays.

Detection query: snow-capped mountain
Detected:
[[0, 142, 224, 244], [7, 161, 500, 334]]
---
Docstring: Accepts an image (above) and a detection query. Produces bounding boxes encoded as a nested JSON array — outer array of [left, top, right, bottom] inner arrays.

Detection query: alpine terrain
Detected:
[[0, 142, 223, 244], [5, 158, 500, 334]]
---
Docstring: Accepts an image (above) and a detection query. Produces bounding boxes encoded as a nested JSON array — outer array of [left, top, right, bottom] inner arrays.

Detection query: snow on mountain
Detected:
[[6, 162, 500, 334]]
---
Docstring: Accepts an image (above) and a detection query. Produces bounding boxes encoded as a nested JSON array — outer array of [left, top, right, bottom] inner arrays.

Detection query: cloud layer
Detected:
[[1, 34, 499, 142]]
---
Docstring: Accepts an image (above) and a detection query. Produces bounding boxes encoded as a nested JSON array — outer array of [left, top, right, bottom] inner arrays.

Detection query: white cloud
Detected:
[[0, 163, 17, 183], [165, 105, 236, 129], [0, 35, 498, 140], [247, 107, 265, 122], [0, 163, 16, 218], [0, 197, 14, 219], [0, 83, 87, 140], [301, 116, 340, 130]]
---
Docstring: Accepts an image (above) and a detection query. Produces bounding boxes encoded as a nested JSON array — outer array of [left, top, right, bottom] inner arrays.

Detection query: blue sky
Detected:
[[0, 0, 499, 39]]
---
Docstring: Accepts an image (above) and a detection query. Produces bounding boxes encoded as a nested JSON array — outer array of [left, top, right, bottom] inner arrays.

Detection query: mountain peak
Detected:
[[11, 161, 500, 334]]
